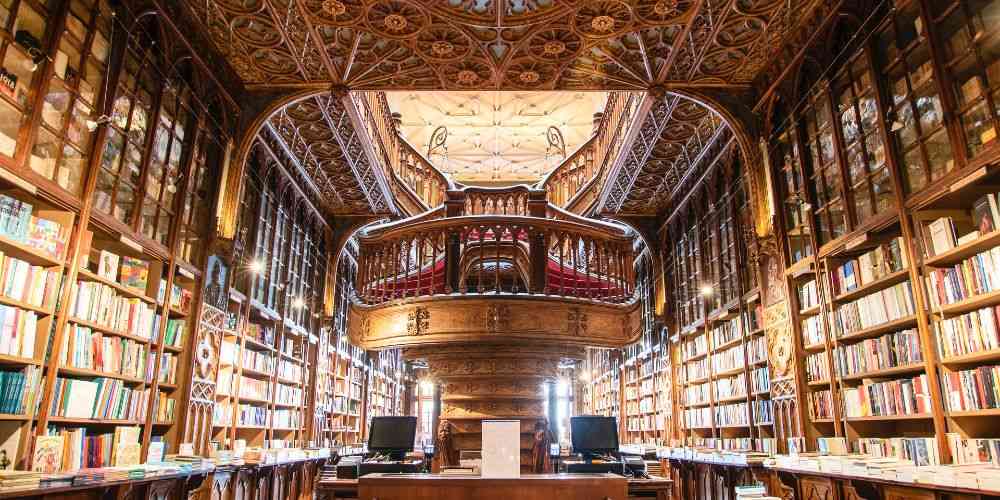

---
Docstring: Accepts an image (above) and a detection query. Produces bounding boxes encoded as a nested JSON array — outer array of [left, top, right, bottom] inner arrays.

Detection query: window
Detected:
[[774, 126, 813, 263], [876, 0, 955, 193], [94, 21, 159, 225], [802, 91, 847, 244], [140, 72, 194, 245], [31, 0, 110, 195], [177, 129, 220, 265], [250, 171, 275, 306], [833, 54, 893, 224], [931, 0, 1000, 158], [0, 0, 54, 159]]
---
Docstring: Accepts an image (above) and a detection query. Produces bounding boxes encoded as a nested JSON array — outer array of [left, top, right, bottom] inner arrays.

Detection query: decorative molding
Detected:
[[407, 306, 430, 335]]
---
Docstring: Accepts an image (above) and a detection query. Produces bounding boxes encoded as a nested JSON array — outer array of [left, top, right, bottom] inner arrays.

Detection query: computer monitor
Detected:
[[367, 416, 417, 460], [570, 416, 619, 460]]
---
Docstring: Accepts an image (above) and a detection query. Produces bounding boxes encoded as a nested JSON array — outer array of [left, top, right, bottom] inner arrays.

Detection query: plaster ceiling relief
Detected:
[[181, 0, 823, 89], [385, 91, 608, 184]]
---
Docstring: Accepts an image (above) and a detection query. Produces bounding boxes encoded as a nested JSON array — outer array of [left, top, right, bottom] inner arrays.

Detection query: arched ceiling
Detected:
[[182, 0, 825, 90], [601, 92, 733, 216]]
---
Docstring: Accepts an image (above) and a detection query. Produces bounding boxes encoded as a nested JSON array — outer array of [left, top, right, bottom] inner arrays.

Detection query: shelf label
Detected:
[[177, 266, 195, 280], [0, 166, 36, 195], [951, 167, 987, 192], [845, 233, 868, 250], [119, 235, 143, 253]]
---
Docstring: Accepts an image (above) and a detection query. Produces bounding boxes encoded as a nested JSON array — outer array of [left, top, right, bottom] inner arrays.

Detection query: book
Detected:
[[96, 250, 119, 281], [928, 217, 957, 255], [32, 435, 64, 473], [974, 195, 996, 234], [119, 256, 149, 293], [147, 441, 165, 463]]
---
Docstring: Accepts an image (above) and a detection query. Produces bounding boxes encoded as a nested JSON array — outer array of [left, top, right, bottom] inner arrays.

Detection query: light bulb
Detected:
[[293, 297, 305, 309], [700, 284, 714, 297], [249, 259, 264, 273]]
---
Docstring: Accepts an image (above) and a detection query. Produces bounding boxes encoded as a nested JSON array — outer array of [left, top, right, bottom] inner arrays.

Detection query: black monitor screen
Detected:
[[571, 416, 619, 454], [368, 416, 417, 452]]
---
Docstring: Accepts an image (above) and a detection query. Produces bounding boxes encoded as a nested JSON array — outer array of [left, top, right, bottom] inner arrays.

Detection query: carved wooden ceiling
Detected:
[[601, 92, 730, 216], [263, 94, 392, 214], [182, 0, 824, 90]]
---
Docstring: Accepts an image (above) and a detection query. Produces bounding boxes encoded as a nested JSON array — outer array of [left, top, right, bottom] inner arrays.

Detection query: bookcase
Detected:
[[762, 0, 1000, 465], [620, 331, 672, 446]]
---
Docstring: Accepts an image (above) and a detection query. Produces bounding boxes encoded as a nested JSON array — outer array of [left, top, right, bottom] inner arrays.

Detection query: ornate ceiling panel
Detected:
[[601, 92, 730, 215], [181, 0, 824, 90], [266, 94, 392, 214], [385, 91, 607, 184]]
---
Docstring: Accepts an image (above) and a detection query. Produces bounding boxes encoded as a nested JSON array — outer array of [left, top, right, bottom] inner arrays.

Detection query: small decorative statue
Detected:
[[531, 419, 555, 473], [0, 449, 10, 470], [431, 420, 459, 473]]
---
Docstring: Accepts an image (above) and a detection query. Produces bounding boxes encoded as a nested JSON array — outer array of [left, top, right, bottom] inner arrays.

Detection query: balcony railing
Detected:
[[540, 91, 641, 212], [353, 92, 450, 211], [354, 215, 635, 306]]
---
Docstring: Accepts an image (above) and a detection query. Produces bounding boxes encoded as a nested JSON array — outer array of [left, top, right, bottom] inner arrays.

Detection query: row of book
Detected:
[[829, 237, 908, 296], [238, 377, 270, 401], [0, 304, 38, 358], [686, 358, 708, 381], [751, 366, 769, 394], [941, 364, 1000, 412], [832, 328, 923, 377], [802, 315, 824, 346], [70, 281, 157, 339], [246, 322, 275, 346], [0, 253, 60, 307], [684, 407, 710, 428], [273, 408, 301, 429], [710, 318, 740, 347], [158, 353, 177, 384], [275, 383, 302, 406], [0, 194, 68, 259], [855, 436, 941, 467], [59, 325, 150, 379], [748, 335, 766, 364], [0, 366, 38, 414], [949, 433, 1000, 466], [798, 279, 819, 310], [714, 402, 748, 427], [49, 377, 149, 421], [161, 318, 184, 348], [277, 359, 302, 382], [806, 352, 829, 382], [752, 399, 772, 425], [154, 391, 174, 421], [714, 372, 746, 400], [935, 305, 1000, 359], [712, 343, 745, 373], [923, 201, 996, 257], [808, 389, 834, 419], [685, 382, 709, 406], [925, 246, 1000, 307], [242, 349, 274, 374], [34, 425, 142, 473], [681, 334, 707, 360], [835, 281, 915, 335], [841, 373, 931, 417], [86, 249, 150, 294], [238, 404, 268, 426]]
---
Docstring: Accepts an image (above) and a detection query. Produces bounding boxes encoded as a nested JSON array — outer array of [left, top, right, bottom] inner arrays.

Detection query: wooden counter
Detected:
[[358, 473, 628, 500]]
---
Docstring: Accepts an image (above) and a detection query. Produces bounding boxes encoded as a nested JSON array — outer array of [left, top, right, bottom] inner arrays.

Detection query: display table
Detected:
[[359, 473, 627, 500], [319, 473, 671, 500], [763, 465, 1000, 500]]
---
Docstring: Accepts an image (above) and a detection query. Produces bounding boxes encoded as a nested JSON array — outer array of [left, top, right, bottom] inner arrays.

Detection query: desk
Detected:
[[360, 473, 627, 500], [318, 474, 672, 500]]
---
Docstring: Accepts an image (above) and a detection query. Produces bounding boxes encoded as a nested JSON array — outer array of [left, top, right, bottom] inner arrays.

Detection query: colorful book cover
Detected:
[[119, 256, 149, 293], [974, 195, 996, 234], [32, 435, 64, 473], [97, 250, 119, 281]]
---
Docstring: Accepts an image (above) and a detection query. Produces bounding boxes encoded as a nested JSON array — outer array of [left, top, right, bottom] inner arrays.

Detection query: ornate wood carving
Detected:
[[800, 477, 835, 500], [179, 0, 823, 90], [350, 295, 642, 349]]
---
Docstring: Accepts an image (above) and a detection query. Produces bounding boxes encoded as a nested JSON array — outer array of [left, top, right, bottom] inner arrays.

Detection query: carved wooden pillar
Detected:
[[445, 231, 461, 293], [405, 343, 584, 472], [529, 230, 548, 293]]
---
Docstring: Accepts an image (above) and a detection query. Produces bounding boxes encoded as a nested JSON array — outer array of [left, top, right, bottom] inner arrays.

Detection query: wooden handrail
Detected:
[[540, 92, 641, 211]]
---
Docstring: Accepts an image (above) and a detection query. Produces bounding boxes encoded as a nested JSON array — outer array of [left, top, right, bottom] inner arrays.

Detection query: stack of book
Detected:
[[0, 366, 37, 414], [0, 254, 58, 307], [925, 246, 1000, 307], [0, 470, 41, 489], [830, 237, 908, 295], [941, 363, 1000, 411], [935, 305, 1000, 358], [0, 195, 67, 259], [70, 281, 157, 339], [0, 305, 38, 358], [835, 282, 915, 335], [833, 329, 923, 376], [49, 377, 149, 421], [841, 374, 931, 417], [59, 325, 148, 378]]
